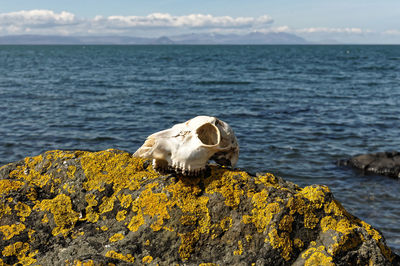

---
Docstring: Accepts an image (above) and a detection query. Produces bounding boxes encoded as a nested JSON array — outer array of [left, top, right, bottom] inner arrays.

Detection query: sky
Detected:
[[0, 0, 399, 43]]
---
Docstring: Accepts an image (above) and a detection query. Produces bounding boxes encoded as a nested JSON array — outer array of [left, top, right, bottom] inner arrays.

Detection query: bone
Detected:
[[134, 116, 239, 176]]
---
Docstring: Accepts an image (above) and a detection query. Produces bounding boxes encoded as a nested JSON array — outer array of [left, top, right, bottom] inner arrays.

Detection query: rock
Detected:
[[0, 149, 399, 265], [338, 151, 400, 179]]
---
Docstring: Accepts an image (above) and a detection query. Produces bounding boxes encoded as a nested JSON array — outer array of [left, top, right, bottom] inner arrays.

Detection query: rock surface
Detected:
[[0, 149, 399, 265], [338, 151, 400, 179]]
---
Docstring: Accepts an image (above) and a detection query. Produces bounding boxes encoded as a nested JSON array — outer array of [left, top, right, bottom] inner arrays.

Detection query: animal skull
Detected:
[[133, 116, 239, 175]]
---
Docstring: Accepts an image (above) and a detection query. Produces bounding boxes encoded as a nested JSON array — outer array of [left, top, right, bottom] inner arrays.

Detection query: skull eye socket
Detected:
[[196, 123, 220, 146]]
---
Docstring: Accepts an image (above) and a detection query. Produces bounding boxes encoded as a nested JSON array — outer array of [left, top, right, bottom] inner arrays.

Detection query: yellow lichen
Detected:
[[34, 194, 79, 237], [165, 178, 211, 260], [279, 215, 294, 232], [26, 188, 37, 201], [163, 226, 174, 231], [9, 154, 51, 188], [220, 216, 232, 231], [42, 213, 49, 224], [0, 223, 26, 240], [321, 216, 373, 256], [252, 189, 269, 209], [240, 173, 335, 262], [205, 167, 250, 208], [2, 242, 37, 265], [286, 197, 301, 214], [294, 238, 304, 249], [268, 225, 292, 261], [180, 215, 197, 225], [128, 183, 171, 232], [142, 255, 153, 263], [298, 186, 328, 208], [254, 173, 278, 186], [233, 240, 243, 256], [178, 230, 200, 261], [0, 201, 12, 219], [245, 199, 280, 233], [85, 194, 99, 223], [45, 150, 76, 161], [304, 211, 320, 229], [105, 250, 135, 263], [335, 218, 357, 235], [27, 229, 35, 240], [286, 192, 321, 229], [2, 242, 29, 256], [116, 210, 127, 221], [109, 233, 124, 242], [15, 202, 32, 222], [0, 180, 24, 195], [80, 150, 157, 193], [302, 245, 317, 259], [67, 165, 77, 179], [118, 193, 133, 208], [320, 216, 337, 232], [127, 210, 145, 232], [99, 195, 116, 214], [304, 246, 334, 266], [71, 231, 84, 239], [324, 199, 345, 216], [245, 234, 252, 242], [360, 221, 382, 242], [71, 259, 96, 266], [62, 183, 76, 194], [242, 214, 252, 224]]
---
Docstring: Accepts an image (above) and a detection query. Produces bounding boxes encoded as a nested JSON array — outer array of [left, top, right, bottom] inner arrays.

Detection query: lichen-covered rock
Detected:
[[338, 151, 400, 179], [0, 149, 398, 265]]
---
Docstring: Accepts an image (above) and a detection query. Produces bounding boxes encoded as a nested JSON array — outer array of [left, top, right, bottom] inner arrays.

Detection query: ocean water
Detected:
[[0, 45, 399, 253]]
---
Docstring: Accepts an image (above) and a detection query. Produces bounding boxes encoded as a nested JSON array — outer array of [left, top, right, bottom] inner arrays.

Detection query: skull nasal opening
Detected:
[[196, 123, 220, 146]]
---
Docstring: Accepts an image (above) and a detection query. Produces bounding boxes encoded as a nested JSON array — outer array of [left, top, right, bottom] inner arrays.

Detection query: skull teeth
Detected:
[[151, 161, 206, 176], [166, 163, 205, 176]]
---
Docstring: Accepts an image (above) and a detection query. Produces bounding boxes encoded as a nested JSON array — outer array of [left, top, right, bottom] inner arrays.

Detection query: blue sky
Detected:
[[1, 0, 399, 43]]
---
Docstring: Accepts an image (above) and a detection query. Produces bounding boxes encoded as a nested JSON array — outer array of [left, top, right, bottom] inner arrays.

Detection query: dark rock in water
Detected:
[[338, 151, 400, 179], [0, 149, 399, 265]]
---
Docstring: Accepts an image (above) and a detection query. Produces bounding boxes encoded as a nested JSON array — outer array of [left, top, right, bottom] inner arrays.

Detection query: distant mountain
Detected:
[[170, 32, 309, 44], [0, 32, 309, 45], [0, 35, 173, 45], [0, 35, 81, 45]]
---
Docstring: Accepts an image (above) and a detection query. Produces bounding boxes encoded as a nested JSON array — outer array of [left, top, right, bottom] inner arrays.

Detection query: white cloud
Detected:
[[256, 25, 291, 33], [92, 13, 273, 30], [0, 10, 77, 27], [383, 29, 400, 35], [0, 10, 273, 35], [257, 26, 371, 35], [271, 26, 291, 33], [296, 27, 369, 34]]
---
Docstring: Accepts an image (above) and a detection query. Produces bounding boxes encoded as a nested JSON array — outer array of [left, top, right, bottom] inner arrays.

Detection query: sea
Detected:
[[0, 45, 399, 253]]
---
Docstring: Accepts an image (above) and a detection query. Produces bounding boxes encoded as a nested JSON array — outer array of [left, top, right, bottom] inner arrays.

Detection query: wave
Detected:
[[194, 80, 252, 85]]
